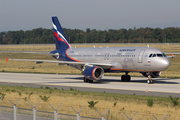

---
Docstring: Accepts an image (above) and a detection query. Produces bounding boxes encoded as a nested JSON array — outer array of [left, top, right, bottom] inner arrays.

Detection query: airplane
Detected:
[[5, 16, 175, 84]]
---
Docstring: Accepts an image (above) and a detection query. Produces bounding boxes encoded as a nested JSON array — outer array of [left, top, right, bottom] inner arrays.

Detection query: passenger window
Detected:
[[149, 54, 152, 57], [152, 54, 156, 57]]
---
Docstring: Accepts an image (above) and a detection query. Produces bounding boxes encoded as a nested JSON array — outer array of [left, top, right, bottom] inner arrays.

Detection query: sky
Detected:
[[0, 0, 180, 32]]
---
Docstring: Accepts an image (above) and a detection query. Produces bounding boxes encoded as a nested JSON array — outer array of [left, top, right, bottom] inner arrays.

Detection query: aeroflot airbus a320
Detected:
[[6, 16, 174, 84]]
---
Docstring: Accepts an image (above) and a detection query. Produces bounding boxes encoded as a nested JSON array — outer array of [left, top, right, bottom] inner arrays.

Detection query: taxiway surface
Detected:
[[0, 72, 180, 97]]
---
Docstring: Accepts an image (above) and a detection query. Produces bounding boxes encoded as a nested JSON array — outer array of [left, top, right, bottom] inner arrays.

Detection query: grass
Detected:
[[0, 85, 180, 120]]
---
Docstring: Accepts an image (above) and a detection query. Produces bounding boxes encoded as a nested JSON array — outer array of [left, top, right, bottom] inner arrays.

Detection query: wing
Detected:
[[164, 53, 176, 58], [0, 51, 50, 55], [5, 57, 112, 69]]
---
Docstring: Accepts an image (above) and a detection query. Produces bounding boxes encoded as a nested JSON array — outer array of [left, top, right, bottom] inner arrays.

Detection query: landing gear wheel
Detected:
[[121, 75, 125, 82], [84, 77, 93, 83], [150, 80, 153, 83], [147, 79, 153, 84], [84, 77, 88, 83], [88, 80, 93, 83], [127, 75, 131, 82], [147, 73, 153, 84], [121, 75, 131, 82]]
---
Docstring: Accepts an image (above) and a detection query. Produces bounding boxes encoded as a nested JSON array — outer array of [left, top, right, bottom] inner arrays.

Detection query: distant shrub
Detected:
[[70, 87, 74, 91], [11, 89, 16, 92], [114, 102, 117, 107], [88, 101, 99, 108], [18, 92, 22, 96], [147, 99, 153, 107], [6, 89, 10, 92], [54, 87, 58, 90], [39, 96, 50, 102], [169, 95, 179, 106], [40, 86, 43, 89], [32, 66, 35, 69], [28, 92, 33, 99], [23, 97, 27, 101], [45, 86, 50, 89]]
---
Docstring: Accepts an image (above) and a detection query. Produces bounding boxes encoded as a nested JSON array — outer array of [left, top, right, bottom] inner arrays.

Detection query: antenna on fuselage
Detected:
[[93, 45, 95, 48], [147, 44, 149, 48]]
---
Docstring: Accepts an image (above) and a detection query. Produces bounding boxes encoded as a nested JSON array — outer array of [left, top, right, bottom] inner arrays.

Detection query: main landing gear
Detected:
[[121, 72, 131, 82], [147, 72, 153, 84], [84, 77, 93, 83]]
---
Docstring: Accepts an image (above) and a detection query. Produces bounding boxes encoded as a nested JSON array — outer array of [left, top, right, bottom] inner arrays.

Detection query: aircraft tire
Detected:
[[150, 80, 153, 83], [147, 79, 152, 84], [121, 75, 125, 82], [121, 75, 131, 82], [84, 77, 88, 83], [88, 80, 93, 83], [127, 75, 131, 81]]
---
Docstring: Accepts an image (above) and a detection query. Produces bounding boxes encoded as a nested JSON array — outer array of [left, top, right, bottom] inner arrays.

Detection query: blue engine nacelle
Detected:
[[83, 66, 104, 80]]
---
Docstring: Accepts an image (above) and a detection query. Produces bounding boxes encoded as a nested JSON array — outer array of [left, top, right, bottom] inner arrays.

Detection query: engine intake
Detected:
[[141, 72, 161, 78], [83, 66, 104, 80]]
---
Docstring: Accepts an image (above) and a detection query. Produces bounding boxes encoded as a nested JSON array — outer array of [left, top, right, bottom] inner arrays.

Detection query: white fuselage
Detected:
[[65, 47, 170, 72]]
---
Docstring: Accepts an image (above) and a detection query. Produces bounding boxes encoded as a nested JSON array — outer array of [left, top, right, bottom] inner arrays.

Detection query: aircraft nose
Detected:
[[161, 58, 170, 70]]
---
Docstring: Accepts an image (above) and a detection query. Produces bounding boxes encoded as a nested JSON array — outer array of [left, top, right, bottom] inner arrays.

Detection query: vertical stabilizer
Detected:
[[52, 16, 71, 50]]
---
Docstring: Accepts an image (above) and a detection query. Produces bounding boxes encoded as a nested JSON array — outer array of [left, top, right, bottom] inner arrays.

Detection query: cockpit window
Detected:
[[157, 54, 163, 57], [149, 53, 166, 58], [149, 54, 152, 57], [152, 54, 156, 57], [163, 53, 166, 57]]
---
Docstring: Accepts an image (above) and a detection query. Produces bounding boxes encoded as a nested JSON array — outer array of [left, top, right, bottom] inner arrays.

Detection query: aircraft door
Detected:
[[138, 50, 145, 63]]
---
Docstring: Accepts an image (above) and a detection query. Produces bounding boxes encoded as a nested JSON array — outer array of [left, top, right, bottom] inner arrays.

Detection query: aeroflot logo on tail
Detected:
[[119, 49, 136, 52], [52, 22, 68, 43]]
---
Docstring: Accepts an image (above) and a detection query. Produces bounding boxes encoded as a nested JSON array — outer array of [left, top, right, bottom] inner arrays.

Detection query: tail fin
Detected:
[[52, 16, 71, 50]]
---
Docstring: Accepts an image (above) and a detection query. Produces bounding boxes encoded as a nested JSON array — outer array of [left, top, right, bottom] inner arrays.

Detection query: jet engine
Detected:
[[141, 72, 161, 78], [83, 66, 104, 80]]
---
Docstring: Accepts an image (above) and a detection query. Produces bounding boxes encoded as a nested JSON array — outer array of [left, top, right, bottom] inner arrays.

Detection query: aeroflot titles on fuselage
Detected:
[[119, 49, 136, 52]]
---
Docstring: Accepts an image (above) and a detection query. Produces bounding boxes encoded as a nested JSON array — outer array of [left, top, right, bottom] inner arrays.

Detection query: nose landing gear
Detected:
[[147, 72, 153, 84]]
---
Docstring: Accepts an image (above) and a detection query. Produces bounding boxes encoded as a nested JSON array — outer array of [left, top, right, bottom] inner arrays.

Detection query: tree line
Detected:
[[0, 27, 180, 44]]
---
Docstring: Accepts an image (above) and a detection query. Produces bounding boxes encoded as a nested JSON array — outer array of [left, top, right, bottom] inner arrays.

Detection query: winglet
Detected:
[[5, 57, 8, 62], [171, 53, 174, 59]]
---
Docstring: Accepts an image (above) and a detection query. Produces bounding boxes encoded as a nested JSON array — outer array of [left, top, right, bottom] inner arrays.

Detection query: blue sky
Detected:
[[0, 0, 180, 32]]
